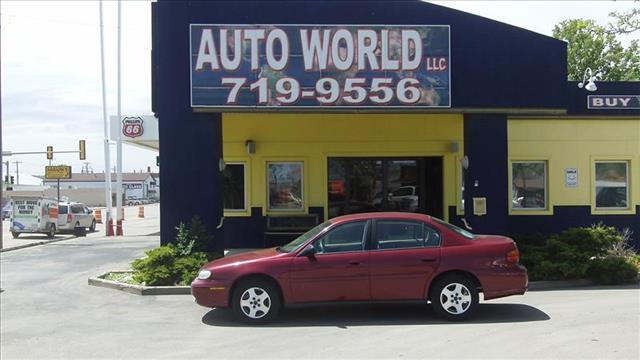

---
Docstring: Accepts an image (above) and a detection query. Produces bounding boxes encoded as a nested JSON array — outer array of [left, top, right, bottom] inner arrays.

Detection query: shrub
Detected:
[[131, 245, 222, 286], [174, 252, 210, 285], [514, 224, 638, 281], [175, 216, 212, 255], [587, 256, 639, 285], [132, 246, 178, 286]]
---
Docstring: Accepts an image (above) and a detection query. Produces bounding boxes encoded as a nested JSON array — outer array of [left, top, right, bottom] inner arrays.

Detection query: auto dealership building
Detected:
[[152, 1, 639, 251]]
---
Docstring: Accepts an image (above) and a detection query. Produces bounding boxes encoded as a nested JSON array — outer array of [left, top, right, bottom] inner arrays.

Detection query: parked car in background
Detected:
[[126, 198, 151, 206], [57, 202, 96, 233], [9, 196, 58, 238], [191, 212, 528, 324]]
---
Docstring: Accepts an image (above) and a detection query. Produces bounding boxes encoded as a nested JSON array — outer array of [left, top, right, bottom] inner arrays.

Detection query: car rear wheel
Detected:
[[89, 220, 96, 232], [231, 279, 281, 324], [11, 231, 20, 239], [47, 225, 56, 239], [430, 275, 478, 321]]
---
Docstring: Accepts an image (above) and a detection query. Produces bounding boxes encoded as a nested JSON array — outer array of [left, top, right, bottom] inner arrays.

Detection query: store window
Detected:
[[512, 161, 547, 210], [595, 161, 629, 209], [223, 163, 246, 211], [267, 162, 304, 211]]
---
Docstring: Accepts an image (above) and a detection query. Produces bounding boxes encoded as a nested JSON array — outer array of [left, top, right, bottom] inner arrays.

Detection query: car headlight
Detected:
[[197, 270, 212, 280]]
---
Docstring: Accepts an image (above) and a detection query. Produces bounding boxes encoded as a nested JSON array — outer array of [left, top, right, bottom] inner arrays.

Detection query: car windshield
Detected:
[[432, 217, 475, 240], [278, 221, 332, 253]]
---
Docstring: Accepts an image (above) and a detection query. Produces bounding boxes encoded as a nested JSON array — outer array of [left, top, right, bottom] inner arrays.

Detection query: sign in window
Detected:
[[267, 162, 304, 211]]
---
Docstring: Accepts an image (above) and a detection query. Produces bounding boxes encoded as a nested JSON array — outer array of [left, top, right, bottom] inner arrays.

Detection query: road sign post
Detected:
[[45, 165, 72, 203]]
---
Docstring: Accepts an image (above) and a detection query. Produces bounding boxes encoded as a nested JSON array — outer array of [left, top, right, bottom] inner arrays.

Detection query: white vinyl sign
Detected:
[[565, 168, 578, 188]]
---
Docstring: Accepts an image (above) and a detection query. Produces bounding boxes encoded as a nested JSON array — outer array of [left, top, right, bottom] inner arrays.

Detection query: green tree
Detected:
[[552, 19, 640, 81], [608, 5, 640, 35]]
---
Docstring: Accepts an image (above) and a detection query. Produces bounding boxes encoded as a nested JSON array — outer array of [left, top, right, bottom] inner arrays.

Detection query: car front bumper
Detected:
[[191, 279, 232, 308]]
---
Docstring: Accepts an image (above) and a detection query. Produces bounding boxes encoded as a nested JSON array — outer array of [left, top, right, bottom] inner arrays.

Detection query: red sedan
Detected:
[[191, 212, 528, 323]]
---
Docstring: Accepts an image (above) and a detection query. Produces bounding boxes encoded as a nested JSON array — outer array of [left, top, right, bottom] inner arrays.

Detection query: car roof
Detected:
[[329, 212, 432, 225]]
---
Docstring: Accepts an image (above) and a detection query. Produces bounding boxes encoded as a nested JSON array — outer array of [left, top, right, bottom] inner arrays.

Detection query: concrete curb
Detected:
[[0, 236, 78, 253], [528, 279, 594, 290], [88, 271, 191, 295]]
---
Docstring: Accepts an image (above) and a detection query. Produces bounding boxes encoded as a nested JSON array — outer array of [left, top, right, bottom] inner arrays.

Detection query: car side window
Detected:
[[59, 206, 68, 215], [374, 220, 441, 250], [315, 221, 367, 254], [71, 205, 84, 214]]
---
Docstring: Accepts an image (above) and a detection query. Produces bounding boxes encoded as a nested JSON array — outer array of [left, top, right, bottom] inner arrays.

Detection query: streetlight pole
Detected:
[[115, 0, 124, 235], [99, 0, 113, 236]]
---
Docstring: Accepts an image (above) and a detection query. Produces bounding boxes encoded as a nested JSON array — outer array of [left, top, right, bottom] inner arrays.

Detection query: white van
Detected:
[[10, 196, 59, 238], [57, 202, 96, 232]]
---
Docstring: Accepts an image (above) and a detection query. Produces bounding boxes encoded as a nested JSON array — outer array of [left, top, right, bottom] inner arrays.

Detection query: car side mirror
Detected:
[[299, 243, 317, 258]]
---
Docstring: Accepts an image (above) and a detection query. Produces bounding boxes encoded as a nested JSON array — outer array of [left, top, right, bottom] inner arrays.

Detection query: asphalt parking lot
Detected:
[[1, 231, 639, 359]]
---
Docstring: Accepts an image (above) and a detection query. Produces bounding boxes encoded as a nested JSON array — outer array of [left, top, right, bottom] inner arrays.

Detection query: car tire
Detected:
[[231, 279, 281, 324], [11, 231, 20, 239], [429, 274, 479, 321], [47, 225, 56, 239], [89, 220, 96, 232]]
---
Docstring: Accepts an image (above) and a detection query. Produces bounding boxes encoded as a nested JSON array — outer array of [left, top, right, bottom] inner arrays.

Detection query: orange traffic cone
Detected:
[[116, 220, 123, 236], [138, 205, 145, 218], [95, 209, 103, 224]]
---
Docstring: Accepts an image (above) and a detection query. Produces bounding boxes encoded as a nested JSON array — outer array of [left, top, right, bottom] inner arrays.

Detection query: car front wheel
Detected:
[[430, 275, 478, 321], [231, 279, 281, 324], [89, 220, 96, 232], [11, 231, 20, 239]]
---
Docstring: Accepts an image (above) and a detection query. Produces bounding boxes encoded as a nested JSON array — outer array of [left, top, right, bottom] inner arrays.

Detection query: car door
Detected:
[[369, 219, 441, 300], [71, 205, 85, 227], [57, 205, 68, 227], [289, 220, 371, 303]]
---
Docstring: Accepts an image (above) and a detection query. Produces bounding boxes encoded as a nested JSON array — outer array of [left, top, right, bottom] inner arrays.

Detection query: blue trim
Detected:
[[508, 206, 640, 248], [223, 207, 326, 249], [567, 81, 640, 116], [463, 114, 509, 234]]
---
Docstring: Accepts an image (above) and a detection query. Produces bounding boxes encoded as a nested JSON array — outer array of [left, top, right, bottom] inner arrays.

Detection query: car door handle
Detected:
[[421, 258, 437, 262], [348, 260, 361, 266]]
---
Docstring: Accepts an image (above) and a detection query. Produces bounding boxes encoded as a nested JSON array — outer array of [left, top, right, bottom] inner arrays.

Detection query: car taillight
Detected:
[[506, 249, 520, 264], [67, 214, 72, 223]]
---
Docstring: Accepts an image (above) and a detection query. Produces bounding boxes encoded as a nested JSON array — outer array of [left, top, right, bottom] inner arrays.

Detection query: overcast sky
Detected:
[[1, 1, 637, 185]]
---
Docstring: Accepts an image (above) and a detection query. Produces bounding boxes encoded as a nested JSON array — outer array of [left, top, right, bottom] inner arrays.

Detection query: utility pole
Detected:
[[13, 161, 22, 185], [99, 0, 114, 236], [115, 0, 124, 236]]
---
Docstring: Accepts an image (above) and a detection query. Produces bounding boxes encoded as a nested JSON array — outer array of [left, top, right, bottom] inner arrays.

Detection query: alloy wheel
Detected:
[[439, 282, 472, 315], [239, 287, 271, 319]]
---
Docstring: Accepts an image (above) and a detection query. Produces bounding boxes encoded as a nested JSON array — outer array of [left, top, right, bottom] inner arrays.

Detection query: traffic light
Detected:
[[3, 175, 8, 183], [156, 156, 160, 167], [79, 140, 86, 160], [47, 146, 53, 160], [10, 176, 15, 184]]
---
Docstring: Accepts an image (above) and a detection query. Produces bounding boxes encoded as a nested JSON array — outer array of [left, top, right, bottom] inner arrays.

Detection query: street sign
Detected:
[[45, 165, 72, 179]]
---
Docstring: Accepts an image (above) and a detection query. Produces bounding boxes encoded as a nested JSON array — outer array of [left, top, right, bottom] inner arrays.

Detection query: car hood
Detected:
[[203, 247, 285, 270]]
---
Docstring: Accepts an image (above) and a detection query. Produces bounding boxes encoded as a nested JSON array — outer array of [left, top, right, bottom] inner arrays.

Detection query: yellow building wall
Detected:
[[222, 113, 464, 220], [508, 118, 640, 215]]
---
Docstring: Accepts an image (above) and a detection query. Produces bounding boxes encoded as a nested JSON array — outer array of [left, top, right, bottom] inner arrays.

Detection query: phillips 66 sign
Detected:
[[190, 24, 451, 109], [122, 117, 144, 138]]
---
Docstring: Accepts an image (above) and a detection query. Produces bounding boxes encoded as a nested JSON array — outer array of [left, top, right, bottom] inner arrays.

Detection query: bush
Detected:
[[175, 216, 212, 255], [514, 224, 638, 282], [131, 245, 220, 286], [174, 252, 210, 285], [132, 246, 178, 286], [587, 256, 639, 285]]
